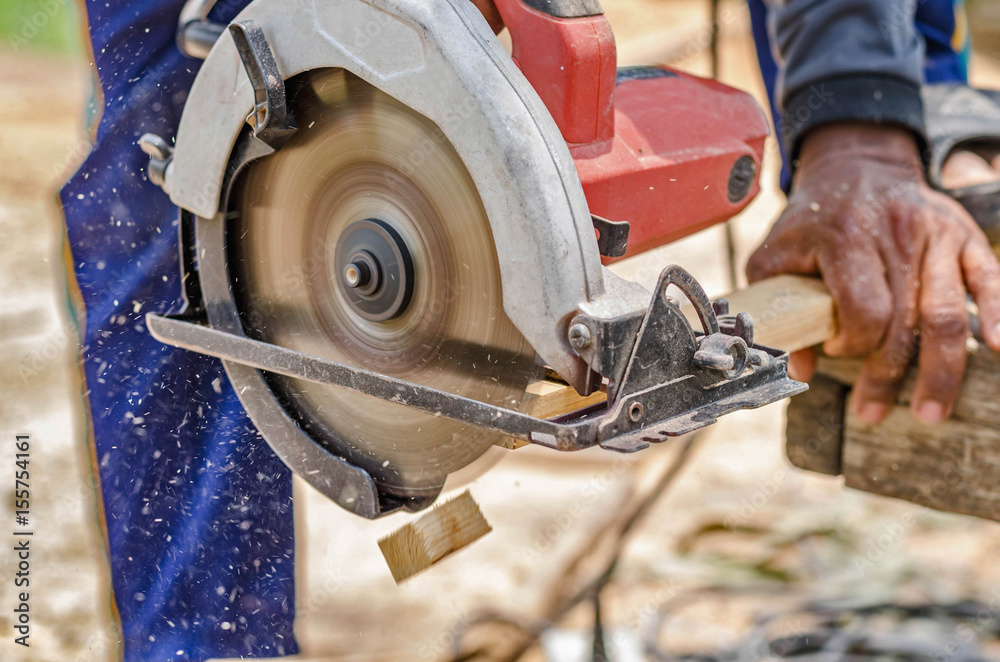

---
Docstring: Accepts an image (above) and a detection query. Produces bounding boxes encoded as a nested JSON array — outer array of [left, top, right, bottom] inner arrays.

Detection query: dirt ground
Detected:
[[6, 2, 1000, 661], [0, 47, 118, 660]]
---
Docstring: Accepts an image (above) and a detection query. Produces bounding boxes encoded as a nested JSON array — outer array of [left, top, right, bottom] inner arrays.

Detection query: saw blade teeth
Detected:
[[231, 68, 535, 497]]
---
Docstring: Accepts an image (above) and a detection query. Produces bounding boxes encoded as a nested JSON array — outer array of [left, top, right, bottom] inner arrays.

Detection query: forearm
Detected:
[[794, 123, 923, 188], [767, 0, 927, 166]]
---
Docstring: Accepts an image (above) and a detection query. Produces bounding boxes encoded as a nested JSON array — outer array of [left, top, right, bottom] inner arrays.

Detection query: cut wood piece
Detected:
[[378, 490, 492, 583], [523, 379, 607, 420], [784, 374, 846, 476], [493, 436, 526, 451], [843, 404, 1000, 521], [495, 380, 609, 449]]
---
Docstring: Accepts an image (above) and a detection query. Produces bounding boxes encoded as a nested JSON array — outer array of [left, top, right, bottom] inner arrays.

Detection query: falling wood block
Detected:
[[378, 490, 492, 583]]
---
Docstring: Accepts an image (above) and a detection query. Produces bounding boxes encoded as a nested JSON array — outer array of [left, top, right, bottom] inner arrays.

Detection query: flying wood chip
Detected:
[[378, 490, 492, 583]]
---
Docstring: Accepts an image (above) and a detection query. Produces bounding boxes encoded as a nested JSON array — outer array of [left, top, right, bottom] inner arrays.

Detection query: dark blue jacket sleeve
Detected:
[[60, 2, 297, 660], [749, 0, 969, 189]]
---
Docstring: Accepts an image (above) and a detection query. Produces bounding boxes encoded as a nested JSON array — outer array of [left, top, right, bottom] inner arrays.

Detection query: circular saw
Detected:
[[141, 0, 805, 518], [233, 68, 535, 499]]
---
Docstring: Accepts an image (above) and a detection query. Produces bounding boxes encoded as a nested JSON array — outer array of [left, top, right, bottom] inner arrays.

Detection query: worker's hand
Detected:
[[747, 123, 1000, 424]]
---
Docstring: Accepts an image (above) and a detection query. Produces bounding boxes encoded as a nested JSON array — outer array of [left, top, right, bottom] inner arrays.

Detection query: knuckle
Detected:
[[918, 362, 964, 402], [921, 306, 968, 341], [968, 269, 997, 295], [925, 189, 968, 222], [850, 299, 892, 335], [895, 211, 934, 249], [883, 336, 918, 379], [858, 359, 904, 398], [968, 252, 1000, 292]]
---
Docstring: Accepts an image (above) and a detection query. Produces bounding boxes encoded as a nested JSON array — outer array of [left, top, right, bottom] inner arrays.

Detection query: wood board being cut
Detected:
[[518, 270, 1000, 523], [787, 347, 1000, 522]]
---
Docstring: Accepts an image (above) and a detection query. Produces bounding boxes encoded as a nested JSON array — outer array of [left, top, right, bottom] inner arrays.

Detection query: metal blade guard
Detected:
[[148, 265, 805, 455]]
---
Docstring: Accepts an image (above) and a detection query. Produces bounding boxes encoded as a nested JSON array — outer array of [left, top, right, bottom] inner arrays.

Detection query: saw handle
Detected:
[[491, 0, 616, 145]]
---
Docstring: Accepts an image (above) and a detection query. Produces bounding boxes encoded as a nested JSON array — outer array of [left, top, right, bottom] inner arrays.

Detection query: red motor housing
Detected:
[[492, 0, 770, 261]]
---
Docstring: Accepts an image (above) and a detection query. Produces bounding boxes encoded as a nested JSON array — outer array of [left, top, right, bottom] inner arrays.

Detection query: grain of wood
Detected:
[[686, 274, 836, 353], [790, 343, 1000, 521], [495, 379, 609, 449], [817, 347, 1000, 430], [378, 490, 492, 583], [523, 379, 607, 420], [843, 404, 1000, 521]]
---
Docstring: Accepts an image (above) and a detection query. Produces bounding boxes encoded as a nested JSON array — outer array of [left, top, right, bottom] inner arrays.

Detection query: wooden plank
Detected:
[[686, 274, 836, 353], [377, 490, 492, 583], [843, 405, 1000, 521], [796, 344, 1000, 521], [523, 379, 607, 421], [817, 347, 1000, 430], [495, 381, 608, 449]]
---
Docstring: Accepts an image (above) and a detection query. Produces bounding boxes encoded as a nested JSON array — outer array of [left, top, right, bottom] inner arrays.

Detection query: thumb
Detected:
[[746, 236, 819, 284]]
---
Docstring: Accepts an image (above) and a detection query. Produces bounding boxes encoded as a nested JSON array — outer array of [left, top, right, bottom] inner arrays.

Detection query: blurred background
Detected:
[[6, 0, 1000, 660]]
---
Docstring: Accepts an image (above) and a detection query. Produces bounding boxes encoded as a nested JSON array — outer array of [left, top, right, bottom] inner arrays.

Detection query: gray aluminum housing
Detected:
[[166, 0, 651, 392]]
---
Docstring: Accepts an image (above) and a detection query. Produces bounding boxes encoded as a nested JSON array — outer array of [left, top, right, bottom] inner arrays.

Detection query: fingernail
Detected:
[[991, 322, 1000, 348], [916, 400, 945, 424], [858, 403, 887, 424]]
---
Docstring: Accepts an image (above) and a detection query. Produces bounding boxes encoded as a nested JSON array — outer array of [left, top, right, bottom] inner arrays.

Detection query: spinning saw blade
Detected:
[[231, 69, 536, 498]]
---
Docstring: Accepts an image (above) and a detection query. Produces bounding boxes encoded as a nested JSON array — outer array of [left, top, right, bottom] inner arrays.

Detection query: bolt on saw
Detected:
[[139, 0, 807, 519]]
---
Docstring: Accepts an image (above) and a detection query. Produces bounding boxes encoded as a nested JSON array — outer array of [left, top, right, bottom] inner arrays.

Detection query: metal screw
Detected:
[[138, 133, 173, 189], [733, 311, 754, 346], [139, 133, 172, 160], [568, 323, 592, 350], [628, 402, 644, 422]]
